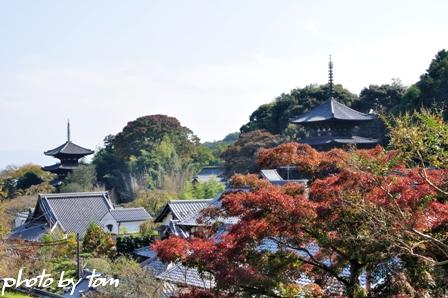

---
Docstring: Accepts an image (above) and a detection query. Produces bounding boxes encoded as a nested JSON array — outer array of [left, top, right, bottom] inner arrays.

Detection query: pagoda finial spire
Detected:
[[67, 119, 71, 142], [328, 55, 334, 99]]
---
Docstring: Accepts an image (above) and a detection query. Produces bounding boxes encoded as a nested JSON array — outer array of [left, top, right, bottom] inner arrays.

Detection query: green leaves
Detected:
[[387, 110, 448, 168]]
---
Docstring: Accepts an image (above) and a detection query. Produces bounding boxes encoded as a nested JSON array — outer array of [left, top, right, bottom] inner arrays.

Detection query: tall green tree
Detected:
[[351, 80, 407, 114], [416, 50, 448, 109], [60, 164, 97, 193], [93, 115, 206, 202]]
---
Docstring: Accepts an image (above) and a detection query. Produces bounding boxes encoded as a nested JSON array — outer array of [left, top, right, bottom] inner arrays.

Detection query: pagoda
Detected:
[[290, 57, 380, 150], [42, 121, 94, 183]]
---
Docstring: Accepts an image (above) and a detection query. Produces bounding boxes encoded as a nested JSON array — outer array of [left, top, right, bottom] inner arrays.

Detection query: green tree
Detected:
[[93, 115, 204, 202], [391, 49, 448, 114], [124, 189, 174, 216], [386, 110, 448, 168], [113, 114, 199, 160], [0, 164, 54, 198], [351, 80, 407, 114], [60, 164, 98, 193], [16, 172, 44, 190], [416, 49, 448, 109], [180, 178, 225, 199], [82, 223, 116, 257]]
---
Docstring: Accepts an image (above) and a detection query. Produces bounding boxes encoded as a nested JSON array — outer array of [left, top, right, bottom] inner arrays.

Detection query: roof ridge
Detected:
[[41, 197, 66, 232], [60, 141, 70, 152], [111, 207, 146, 211], [330, 98, 336, 118], [40, 191, 108, 198], [332, 99, 372, 117], [169, 199, 214, 203]]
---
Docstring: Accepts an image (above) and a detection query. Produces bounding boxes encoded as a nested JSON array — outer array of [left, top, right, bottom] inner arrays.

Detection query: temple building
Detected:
[[290, 58, 380, 150], [42, 121, 94, 183]]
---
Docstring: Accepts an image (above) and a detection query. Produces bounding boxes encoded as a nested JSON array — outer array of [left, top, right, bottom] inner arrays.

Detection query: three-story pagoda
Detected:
[[42, 121, 94, 183]]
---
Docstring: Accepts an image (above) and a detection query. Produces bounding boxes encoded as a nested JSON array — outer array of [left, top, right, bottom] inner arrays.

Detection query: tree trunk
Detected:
[[347, 260, 362, 298]]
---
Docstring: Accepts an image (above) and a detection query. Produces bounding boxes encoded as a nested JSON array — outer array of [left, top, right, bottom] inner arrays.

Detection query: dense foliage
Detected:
[[221, 129, 281, 176], [153, 112, 448, 298], [82, 223, 116, 257], [116, 234, 154, 255], [0, 164, 54, 199], [60, 164, 98, 193], [93, 115, 223, 202], [407, 50, 448, 113]]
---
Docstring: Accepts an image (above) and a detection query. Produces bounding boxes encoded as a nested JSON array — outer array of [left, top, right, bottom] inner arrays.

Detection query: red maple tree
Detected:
[[153, 144, 448, 297]]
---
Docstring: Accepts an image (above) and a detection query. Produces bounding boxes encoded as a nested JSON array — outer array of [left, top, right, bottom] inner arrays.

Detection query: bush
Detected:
[[116, 234, 154, 256]]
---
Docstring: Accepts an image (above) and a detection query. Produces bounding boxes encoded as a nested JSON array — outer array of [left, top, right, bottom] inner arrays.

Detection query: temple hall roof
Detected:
[[290, 98, 376, 124], [300, 135, 380, 146]]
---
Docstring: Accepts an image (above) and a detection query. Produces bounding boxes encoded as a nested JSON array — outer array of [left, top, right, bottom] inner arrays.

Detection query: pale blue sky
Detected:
[[1, 0, 447, 168]]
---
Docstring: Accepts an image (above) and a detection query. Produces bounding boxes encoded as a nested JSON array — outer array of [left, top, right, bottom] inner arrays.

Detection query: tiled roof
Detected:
[[193, 166, 225, 183], [39, 192, 113, 236], [291, 98, 375, 124], [139, 247, 214, 289], [9, 223, 49, 241], [155, 199, 214, 222], [134, 247, 157, 258], [42, 163, 79, 171], [44, 141, 94, 156], [260, 169, 284, 182], [110, 208, 151, 222], [300, 135, 380, 146], [142, 257, 169, 276], [157, 263, 215, 289]]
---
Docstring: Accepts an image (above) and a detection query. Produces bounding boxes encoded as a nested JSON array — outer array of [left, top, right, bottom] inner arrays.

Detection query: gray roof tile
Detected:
[[44, 141, 94, 156], [157, 263, 215, 288], [155, 199, 214, 222], [193, 166, 225, 183], [9, 223, 49, 241], [110, 208, 151, 222], [291, 98, 375, 123], [301, 135, 380, 146], [39, 192, 113, 236]]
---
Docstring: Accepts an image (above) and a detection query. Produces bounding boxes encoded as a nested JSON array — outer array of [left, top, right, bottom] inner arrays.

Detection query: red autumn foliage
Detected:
[[257, 142, 349, 178], [151, 236, 191, 263], [153, 142, 448, 297], [230, 173, 270, 189]]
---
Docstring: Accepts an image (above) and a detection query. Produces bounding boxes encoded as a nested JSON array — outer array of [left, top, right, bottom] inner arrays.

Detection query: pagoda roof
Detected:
[[300, 135, 379, 146], [42, 163, 79, 172], [44, 141, 94, 157], [290, 98, 375, 124]]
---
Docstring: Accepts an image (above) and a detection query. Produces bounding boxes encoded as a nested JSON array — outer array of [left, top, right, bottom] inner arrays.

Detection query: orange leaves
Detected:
[[154, 141, 448, 297], [257, 143, 320, 172], [230, 174, 270, 189], [256, 142, 349, 177]]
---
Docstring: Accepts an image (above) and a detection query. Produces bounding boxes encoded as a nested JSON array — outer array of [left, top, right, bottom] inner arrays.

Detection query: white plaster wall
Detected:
[[100, 213, 119, 234], [119, 221, 141, 234]]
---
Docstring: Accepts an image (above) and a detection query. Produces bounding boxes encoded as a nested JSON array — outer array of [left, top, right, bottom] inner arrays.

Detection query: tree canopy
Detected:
[[221, 129, 281, 176], [93, 114, 228, 202], [153, 112, 448, 297]]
